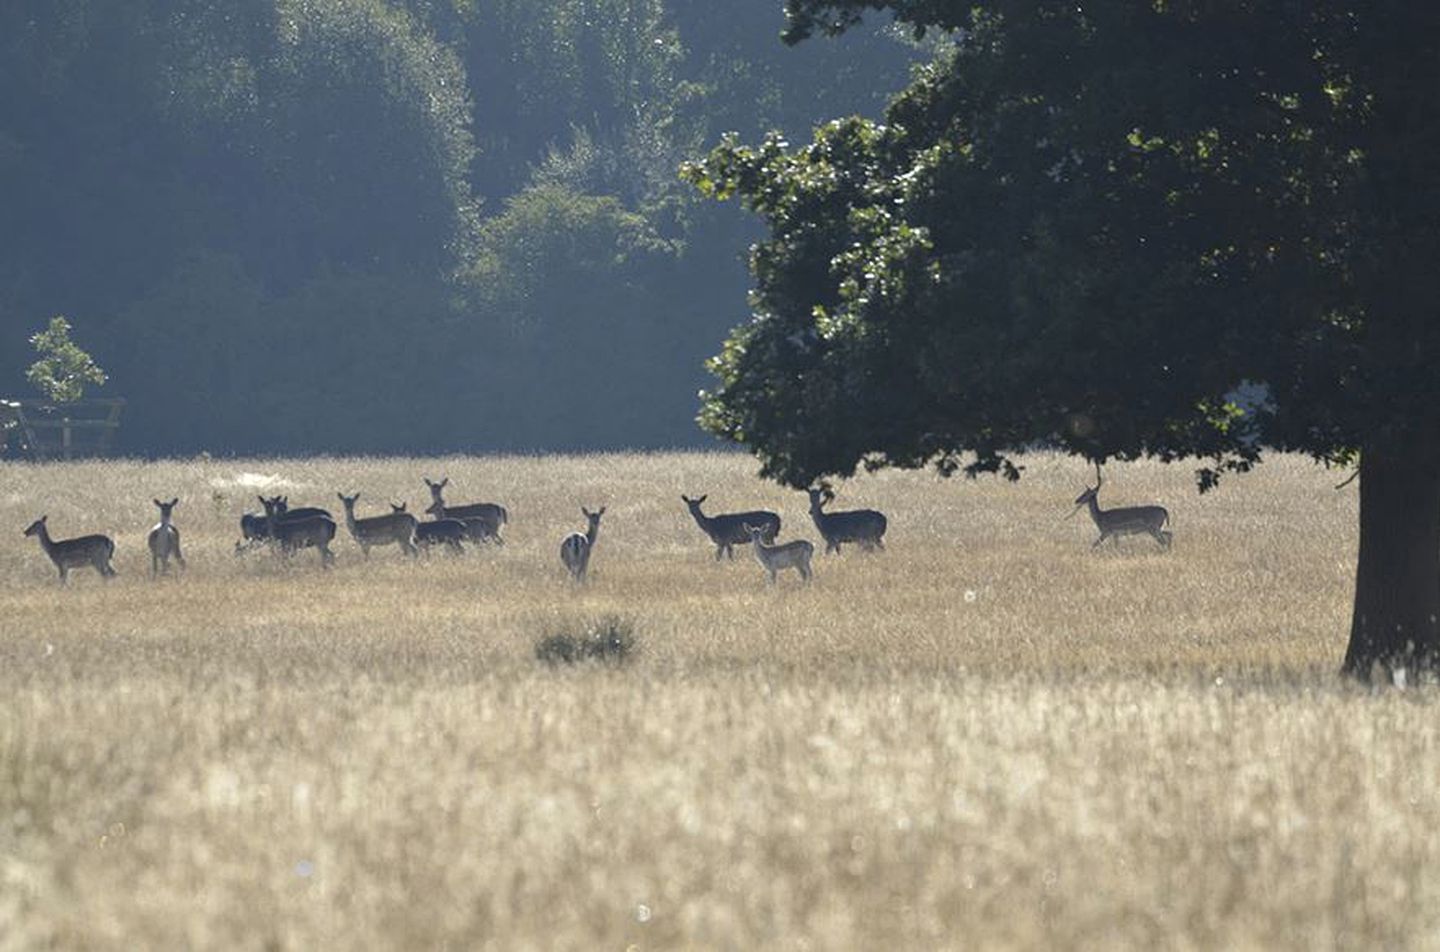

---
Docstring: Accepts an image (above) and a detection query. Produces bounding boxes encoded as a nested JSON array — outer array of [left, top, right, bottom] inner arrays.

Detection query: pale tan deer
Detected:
[[24, 516, 116, 583], [147, 497, 186, 577], [560, 506, 604, 582], [1070, 463, 1172, 550], [746, 524, 813, 584], [338, 492, 418, 558]]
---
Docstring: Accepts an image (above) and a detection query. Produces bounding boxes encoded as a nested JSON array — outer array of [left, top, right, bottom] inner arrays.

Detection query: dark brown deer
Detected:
[[423, 477, 506, 543], [24, 516, 116, 583], [682, 494, 780, 560], [806, 488, 887, 554]]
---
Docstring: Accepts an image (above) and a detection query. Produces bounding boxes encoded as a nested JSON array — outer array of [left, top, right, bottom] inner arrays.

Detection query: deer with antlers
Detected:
[[1070, 462, 1172, 550]]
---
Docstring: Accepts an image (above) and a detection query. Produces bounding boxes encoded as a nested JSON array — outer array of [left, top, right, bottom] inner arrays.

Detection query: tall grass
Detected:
[[2, 450, 1434, 950]]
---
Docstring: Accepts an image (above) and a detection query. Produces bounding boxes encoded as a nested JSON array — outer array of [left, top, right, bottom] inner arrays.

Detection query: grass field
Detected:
[[2, 450, 1437, 950]]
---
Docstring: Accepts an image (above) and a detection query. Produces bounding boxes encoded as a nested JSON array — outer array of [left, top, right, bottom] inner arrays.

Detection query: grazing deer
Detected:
[[806, 488, 887, 554], [746, 524, 813, 584], [147, 497, 186, 577], [392, 502, 466, 553], [682, 494, 780, 560], [23, 515, 116, 583], [1070, 463, 1172, 549], [560, 506, 604, 582], [260, 495, 337, 567], [423, 478, 507, 543], [338, 492, 419, 558], [236, 510, 270, 554]]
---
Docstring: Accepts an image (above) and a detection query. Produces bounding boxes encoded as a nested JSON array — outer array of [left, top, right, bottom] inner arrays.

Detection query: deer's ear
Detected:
[[170, 498, 179, 507], [154, 498, 163, 508], [697, 495, 707, 504], [598, 506, 607, 515]]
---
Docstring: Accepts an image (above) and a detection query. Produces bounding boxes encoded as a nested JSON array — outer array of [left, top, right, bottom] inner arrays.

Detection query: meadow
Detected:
[[1, 450, 1437, 950]]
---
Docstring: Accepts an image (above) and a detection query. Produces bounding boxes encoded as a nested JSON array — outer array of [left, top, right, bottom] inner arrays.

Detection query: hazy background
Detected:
[[0, 0, 924, 457]]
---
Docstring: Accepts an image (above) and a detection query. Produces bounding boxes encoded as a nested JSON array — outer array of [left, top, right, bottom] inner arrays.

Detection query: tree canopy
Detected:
[[0, 0, 919, 456], [686, 1, 1440, 677]]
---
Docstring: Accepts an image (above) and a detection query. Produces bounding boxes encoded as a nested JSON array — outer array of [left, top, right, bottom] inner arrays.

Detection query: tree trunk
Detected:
[[1341, 444, 1440, 680]]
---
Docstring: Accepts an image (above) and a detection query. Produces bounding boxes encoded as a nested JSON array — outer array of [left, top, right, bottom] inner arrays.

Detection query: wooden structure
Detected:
[[5, 398, 125, 460]]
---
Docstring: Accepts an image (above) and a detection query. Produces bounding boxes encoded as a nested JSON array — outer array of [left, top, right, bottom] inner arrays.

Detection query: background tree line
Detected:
[[0, 0, 920, 455]]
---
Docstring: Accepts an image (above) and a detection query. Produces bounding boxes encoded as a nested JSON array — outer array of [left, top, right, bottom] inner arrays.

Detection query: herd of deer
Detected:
[[18, 465, 1171, 585]]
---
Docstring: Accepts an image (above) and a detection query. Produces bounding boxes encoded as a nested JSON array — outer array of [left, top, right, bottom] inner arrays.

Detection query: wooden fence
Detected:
[[2, 398, 125, 460]]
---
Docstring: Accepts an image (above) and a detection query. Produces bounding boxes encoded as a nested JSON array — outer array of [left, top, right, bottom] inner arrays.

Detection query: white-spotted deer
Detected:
[[746, 524, 813, 584], [338, 492, 418, 558], [1070, 463, 1172, 550], [391, 502, 466, 554], [24, 516, 117, 583], [147, 497, 186, 577], [560, 506, 604, 582], [682, 494, 780, 560], [260, 495, 337, 567], [423, 478, 506, 544], [806, 488, 887, 554]]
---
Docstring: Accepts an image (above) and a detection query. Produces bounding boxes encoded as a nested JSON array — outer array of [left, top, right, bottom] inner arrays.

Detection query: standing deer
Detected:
[[423, 478, 507, 543], [23, 516, 116, 583], [260, 495, 337, 567], [746, 524, 813, 584], [147, 497, 186, 577], [338, 492, 418, 558], [274, 496, 333, 522], [806, 488, 888, 554], [682, 494, 780, 560], [424, 498, 501, 546], [236, 496, 333, 554], [560, 506, 605, 582], [1070, 463, 1172, 549], [392, 502, 466, 553]]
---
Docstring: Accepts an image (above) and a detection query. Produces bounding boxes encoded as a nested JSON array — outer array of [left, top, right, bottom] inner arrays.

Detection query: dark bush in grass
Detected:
[[535, 616, 636, 667]]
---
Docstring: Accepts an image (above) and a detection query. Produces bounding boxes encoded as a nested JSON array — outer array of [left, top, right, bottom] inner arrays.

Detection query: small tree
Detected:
[[27, 316, 107, 404]]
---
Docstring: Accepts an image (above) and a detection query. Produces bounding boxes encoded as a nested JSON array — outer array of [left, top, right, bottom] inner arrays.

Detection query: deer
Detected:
[[1070, 462, 1172, 550], [23, 515, 117, 583], [391, 502, 466, 553], [338, 492, 418, 558], [147, 497, 186, 577], [260, 495, 337, 567], [423, 498, 501, 546], [423, 478, 506, 543], [560, 506, 605, 582], [746, 524, 813, 584], [681, 494, 781, 560], [236, 496, 334, 554], [806, 488, 887, 554], [236, 510, 270, 554]]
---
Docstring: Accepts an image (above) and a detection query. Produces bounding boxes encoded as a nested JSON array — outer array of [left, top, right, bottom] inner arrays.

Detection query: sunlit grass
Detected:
[[2, 450, 1435, 949]]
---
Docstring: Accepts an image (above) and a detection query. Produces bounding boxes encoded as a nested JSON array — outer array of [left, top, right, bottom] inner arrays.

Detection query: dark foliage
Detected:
[[535, 617, 637, 667]]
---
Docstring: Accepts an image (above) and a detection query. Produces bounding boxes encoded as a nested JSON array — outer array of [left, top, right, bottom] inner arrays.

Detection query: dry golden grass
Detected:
[[1, 450, 1437, 950]]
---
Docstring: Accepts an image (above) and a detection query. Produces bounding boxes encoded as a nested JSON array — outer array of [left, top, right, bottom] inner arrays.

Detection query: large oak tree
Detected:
[[684, 1, 1440, 679]]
